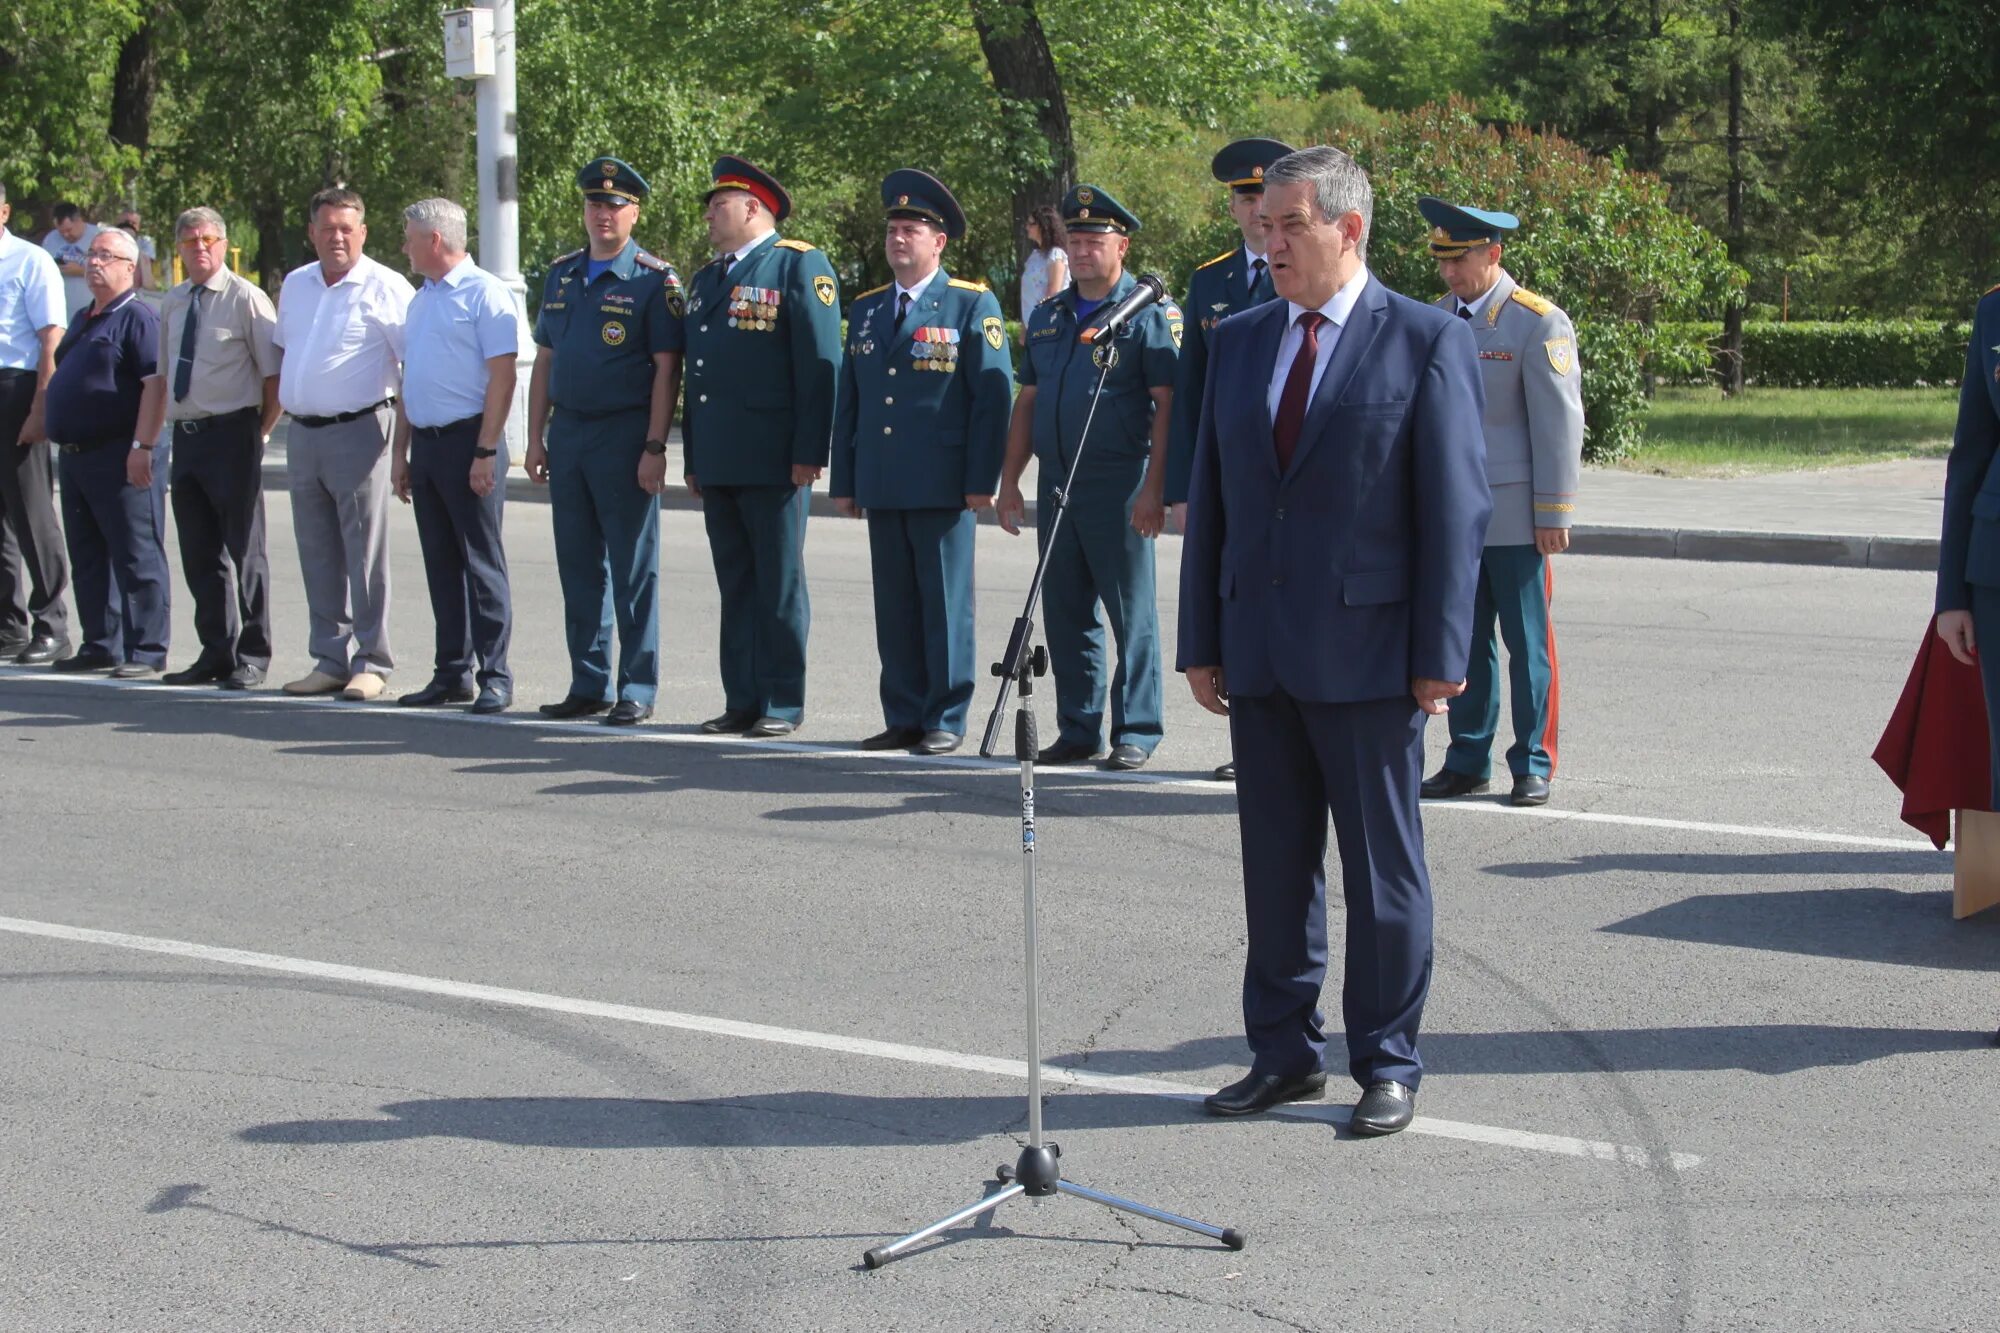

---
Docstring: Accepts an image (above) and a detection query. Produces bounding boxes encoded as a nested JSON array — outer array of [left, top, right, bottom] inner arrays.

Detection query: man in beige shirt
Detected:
[[132, 206, 282, 688]]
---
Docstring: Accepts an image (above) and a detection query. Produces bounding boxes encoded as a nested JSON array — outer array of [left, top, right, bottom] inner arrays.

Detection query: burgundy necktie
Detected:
[[1273, 311, 1327, 472]]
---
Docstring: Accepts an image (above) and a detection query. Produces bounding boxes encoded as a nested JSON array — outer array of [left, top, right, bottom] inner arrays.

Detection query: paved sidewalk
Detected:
[[257, 425, 1949, 570]]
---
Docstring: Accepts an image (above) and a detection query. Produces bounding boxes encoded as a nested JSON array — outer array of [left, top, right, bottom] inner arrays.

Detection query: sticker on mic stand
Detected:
[[1092, 343, 1120, 371]]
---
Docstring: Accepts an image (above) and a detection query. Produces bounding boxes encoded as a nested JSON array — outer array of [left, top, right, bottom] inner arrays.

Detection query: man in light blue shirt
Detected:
[[390, 197, 526, 714], [1, 182, 75, 663]]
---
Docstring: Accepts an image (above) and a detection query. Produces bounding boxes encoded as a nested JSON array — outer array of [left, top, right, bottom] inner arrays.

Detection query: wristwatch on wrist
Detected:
[[130, 439, 153, 452], [472, 446, 497, 459], [643, 438, 668, 456]]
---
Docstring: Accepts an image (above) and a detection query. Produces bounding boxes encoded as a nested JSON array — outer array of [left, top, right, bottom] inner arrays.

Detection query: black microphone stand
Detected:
[[863, 330, 1245, 1269]]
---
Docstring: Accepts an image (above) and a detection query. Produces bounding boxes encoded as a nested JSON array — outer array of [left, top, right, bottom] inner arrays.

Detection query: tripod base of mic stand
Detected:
[[862, 1142, 1246, 1269]]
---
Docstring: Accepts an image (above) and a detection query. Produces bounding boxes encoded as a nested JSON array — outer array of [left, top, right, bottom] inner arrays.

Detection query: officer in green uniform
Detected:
[[996, 184, 1182, 771], [832, 169, 1014, 755], [525, 156, 684, 725], [1413, 196, 1584, 808], [1166, 136, 1291, 783], [681, 155, 842, 737]]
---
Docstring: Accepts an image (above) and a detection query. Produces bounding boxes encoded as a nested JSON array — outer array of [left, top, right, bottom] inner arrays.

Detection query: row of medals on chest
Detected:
[[728, 286, 780, 330], [856, 310, 960, 372]]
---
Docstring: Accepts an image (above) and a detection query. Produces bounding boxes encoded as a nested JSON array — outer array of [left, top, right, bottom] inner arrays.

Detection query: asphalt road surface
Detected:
[[3, 492, 1995, 1332]]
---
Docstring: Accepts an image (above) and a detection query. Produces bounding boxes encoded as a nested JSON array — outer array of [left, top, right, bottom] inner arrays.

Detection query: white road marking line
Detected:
[[0, 912, 1699, 1171], [0, 668, 1942, 853]]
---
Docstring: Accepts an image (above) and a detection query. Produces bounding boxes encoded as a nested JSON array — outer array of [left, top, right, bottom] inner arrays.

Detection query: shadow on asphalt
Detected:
[[1486, 849, 1949, 879], [0, 688, 1235, 820], [1606, 887, 2000, 971]]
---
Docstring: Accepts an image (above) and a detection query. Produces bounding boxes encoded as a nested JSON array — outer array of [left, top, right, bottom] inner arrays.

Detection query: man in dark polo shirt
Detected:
[[42, 226, 170, 677]]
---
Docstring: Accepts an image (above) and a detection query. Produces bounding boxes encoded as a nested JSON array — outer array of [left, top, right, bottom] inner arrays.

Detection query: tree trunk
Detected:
[[969, 0, 1076, 293], [109, 9, 160, 206], [254, 199, 286, 294], [1719, 0, 1746, 396]]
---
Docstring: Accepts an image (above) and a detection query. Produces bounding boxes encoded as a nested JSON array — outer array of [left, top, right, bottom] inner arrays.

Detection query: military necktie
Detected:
[[1250, 257, 1267, 297], [721, 253, 735, 280], [1457, 304, 1473, 320], [173, 287, 202, 403], [895, 291, 912, 329], [1273, 311, 1327, 472]]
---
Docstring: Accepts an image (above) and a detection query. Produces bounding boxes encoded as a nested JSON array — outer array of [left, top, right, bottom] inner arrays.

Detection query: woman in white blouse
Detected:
[[1017, 203, 1068, 340]]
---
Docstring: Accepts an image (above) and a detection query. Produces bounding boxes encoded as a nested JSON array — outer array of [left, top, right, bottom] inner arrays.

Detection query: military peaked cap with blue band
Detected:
[[1211, 138, 1295, 192], [578, 157, 649, 204], [1418, 195, 1520, 256], [882, 168, 967, 240], [1062, 183, 1140, 235], [705, 154, 793, 223]]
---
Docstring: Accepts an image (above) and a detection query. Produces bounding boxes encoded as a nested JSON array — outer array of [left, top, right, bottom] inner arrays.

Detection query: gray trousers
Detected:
[[287, 407, 393, 677]]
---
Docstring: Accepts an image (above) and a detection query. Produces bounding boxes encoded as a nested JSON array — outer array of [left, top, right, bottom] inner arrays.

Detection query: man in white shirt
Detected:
[[390, 197, 525, 715], [41, 203, 98, 318], [0, 182, 74, 663], [273, 187, 412, 700]]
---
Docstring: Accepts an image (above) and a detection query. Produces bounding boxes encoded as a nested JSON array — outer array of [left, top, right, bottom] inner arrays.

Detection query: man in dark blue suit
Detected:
[[1177, 146, 1490, 1136]]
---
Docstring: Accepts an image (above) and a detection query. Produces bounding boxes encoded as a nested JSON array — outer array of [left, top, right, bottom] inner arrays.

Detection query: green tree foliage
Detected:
[[0, 0, 145, 208], [1311, 0, 1519, 117], [1357, 100, 1742, 461]]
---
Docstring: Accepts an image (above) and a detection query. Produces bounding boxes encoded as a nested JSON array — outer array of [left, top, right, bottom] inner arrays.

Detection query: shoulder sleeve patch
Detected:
[[1194, 249, 1235, 272], [854, 282, 891, 301], [947, 277, 988, 292], [1510, 287, 1555, 317], [774, 238, 815, 252]]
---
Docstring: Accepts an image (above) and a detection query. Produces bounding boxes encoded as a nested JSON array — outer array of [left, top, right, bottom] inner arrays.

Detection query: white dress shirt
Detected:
[[275, 253, 412, 417], [0, 229, 67, 370], [892, 266, 940, 318], [1456, 280, 1501, 323], [1267, 264, 1371, 422], [400, 256, 527, 428]]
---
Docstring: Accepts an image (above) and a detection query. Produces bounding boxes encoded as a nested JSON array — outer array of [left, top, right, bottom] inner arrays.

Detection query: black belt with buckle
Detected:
[[412, 414, 483, 440], [173, 405, 260, 436], [292, 397, 393, 429]]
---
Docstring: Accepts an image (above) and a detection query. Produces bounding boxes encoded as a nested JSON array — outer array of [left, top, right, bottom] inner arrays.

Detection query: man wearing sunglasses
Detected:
[[132, 207, 282, 689]]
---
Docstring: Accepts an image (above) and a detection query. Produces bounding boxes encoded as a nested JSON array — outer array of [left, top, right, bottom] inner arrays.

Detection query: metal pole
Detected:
[[476, 0, 531, 452], [1022, 752, 1043, 1151]]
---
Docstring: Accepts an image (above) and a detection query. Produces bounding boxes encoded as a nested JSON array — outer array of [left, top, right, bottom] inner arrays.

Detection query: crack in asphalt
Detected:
[[1097, 1282, 1322, 1332]]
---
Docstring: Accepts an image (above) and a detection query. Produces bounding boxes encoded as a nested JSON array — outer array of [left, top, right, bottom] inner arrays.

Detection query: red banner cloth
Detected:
[[1872, 629, 1992, 848]]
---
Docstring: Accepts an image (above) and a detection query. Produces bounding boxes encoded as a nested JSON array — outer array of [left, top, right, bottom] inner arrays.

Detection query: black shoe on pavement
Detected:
[[1213, 761, 1237, 781], [110, 662, 160, 680], [539, 694, 611, 719], [1035, 739, 1098, 765], [700, 709, 757, 734], [1510, 774, 1551, 806], [163, 661, 229, 686], [18, 634, 73, 666], [1349, 1080, 1417, 1137], [221, 664, 265, 690], [470, 683, 512, 715], [1103, 743, 1149, 771], [748, 715, 797, 737], [1203, 1069, 1328, 1117], [51, 651, 115, 673], [1420, 768, 1489, 799], [603, 700, 653, 726], [399, 680, 475, 707], [913, 730, 963, 755], [861, 726, 923, 751], [0, 636, 26, 660]]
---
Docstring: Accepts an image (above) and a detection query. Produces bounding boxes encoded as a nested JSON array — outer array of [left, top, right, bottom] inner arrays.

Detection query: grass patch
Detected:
[[1624, 386, 1960, 476]]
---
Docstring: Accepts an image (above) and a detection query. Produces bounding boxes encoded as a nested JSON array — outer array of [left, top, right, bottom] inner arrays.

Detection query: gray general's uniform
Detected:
[[1439, 271, 1583, 546]]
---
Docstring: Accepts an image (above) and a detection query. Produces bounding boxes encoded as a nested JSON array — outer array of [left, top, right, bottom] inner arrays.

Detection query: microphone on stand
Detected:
[[1079, 273, 1168, 346]]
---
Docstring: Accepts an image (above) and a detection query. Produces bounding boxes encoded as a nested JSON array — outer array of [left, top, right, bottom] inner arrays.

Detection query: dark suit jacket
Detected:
[[1936, 286, 2000, 613], [1176, 274, 1491, 702]]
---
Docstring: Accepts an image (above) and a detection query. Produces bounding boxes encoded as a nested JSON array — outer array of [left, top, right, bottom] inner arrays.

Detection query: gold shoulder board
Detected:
[[1986, 282, 2000, 297], [554, 248, 584, 264], [947, 277, 988, 291], [854, 282, 892, 301], [774, 238, 815, 252], [1194, 249, 1235, 272], [1510, 287, 1555, 317]]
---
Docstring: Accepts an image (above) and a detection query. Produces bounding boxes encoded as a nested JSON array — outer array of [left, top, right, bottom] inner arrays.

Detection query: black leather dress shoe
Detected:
[[862, 726, 923, 751], [1349, 1079, 1416, 1136], [163, 661, 229, 686], [470, 683, 512, 715], [1420, 768, 1489, 799], [700, 709, 757, 734], [914, 729, 962, 755], [539, 694, 611, 719], [1035, 739, 1098, 765], [0, 637, 26, 660], [1511, 774, 1551, 807], [1103, 743, 1149, 771], [221, 664, 264, 690], [1204, 1069, 1328, 1117], [1213, 761, 1236, 782], [110, 662, 160, 679], [748, 715, 797, 737], [52, 651, 115, 673], [603, 700, 653, 726], [19, 634, 73, 665], [399, 680, 475, 707]]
